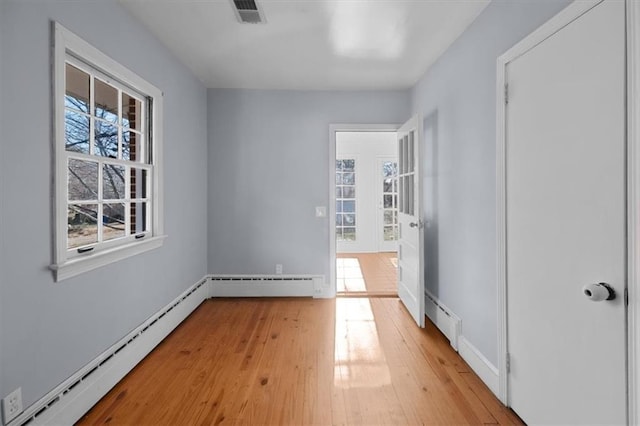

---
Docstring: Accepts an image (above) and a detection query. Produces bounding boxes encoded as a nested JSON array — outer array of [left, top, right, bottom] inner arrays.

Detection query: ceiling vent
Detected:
[[231, 0, 266, 24]]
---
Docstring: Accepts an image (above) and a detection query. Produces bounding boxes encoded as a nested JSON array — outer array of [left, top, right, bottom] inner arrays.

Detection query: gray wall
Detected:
[[0, 0, 208, 408], [413, 0, 571, 365], [207, 89, 409, 278]]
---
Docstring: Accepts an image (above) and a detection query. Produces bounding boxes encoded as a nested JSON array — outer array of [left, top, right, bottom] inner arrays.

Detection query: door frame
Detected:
[[496, 1, 638, 422], [329, 124, 399, 297]]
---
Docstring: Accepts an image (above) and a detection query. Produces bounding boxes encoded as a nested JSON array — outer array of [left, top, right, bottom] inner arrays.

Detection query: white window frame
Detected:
[[51, 22, 165, 281]]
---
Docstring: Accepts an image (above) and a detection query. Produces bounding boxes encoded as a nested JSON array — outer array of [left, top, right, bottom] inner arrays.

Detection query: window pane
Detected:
[[343, 200, 355, 213], [68, 204, 98, 249], [336, 172, 343, 185], [408, 175, 414, 215], [384, 226, 395, 241], [383, 178, 393, 193], [343, 213, 355, 226], [130, 201, 148, 234], [409, 131, 415, 173], [123, 130, 142, 162], [68, 159, 98, 201], [103, 164, 125, 199], [343, 227, 356, 241], [65, 109, 90, 154], [95, 120, 118, 158], [342, 186, 355, 199], [122, 92, 141, 131], [65, 63, 89, 112], [336, 200, 343, 213], [343, 172, 355, 185], [336, 214, 343, 227], [402, 135, 409, 174], [336, 187, 343, 198], [384, 211, 393, 225], [130, 168, 148, 199], [95, 78, 118, 123], [103, 203, 125, 241], [343, 159, 355, 172], [336, 228, 344, 241], [399, 138, 405, 174], [383, 161, 394, 178], [336, 160, 343, 171], [383, 195, 393, 208]]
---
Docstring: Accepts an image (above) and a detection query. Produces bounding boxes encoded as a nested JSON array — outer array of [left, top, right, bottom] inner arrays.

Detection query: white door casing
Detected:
[[397, 115, 425, 327], [499, 1, 626, 424]]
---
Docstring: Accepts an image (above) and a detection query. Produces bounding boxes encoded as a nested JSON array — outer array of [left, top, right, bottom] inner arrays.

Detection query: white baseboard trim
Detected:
[[458, 336, 500, 397], [208, 275, 325, 298], [423, 290, 499, 397], [424, 290, 461, 350], [7, 277, 210, 426]]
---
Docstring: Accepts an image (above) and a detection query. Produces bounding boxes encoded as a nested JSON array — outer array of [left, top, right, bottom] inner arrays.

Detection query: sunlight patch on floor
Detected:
[[334, 298, 391, 388], [336, 257, 366, 292]]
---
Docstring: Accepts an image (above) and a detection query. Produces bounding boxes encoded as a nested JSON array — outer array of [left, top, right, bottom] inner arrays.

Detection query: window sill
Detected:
[[50, 235, 167, 282]]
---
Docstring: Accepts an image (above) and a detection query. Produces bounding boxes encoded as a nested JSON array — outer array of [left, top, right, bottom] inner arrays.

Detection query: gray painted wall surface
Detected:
[[207, 89, 409, 278], [413, 0, 571, 365], [0, 0, 208, 407]]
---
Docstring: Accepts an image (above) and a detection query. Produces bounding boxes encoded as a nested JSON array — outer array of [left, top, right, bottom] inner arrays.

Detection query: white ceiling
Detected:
[[119, 0, 490, 90]]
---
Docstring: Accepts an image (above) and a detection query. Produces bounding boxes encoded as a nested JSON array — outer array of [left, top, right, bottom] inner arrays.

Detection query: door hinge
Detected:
[[504, 83, 509, 105], [506, 353, 511, 373]]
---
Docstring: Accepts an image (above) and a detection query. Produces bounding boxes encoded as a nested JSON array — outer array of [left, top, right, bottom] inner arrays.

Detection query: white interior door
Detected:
[[397, 115, 424, 327], [505, 1, 626, 424]]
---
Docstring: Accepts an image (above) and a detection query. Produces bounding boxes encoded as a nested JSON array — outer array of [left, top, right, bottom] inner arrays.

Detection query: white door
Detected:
[[397, 115, 424, 327], [378, 157, 398, 252], [505, 1, 626, 424]]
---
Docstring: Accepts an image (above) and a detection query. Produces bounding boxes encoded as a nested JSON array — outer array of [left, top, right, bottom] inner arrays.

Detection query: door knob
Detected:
[[409, 222, 418, 228], [409, 221, 424, 229], [582, 282, 616, 301]]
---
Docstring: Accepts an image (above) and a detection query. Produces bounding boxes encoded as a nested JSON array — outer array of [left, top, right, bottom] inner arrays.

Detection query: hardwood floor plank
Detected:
[[77, 298, 523, 426]]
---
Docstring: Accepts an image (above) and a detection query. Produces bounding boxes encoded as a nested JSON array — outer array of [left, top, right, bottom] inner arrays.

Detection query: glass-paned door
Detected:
[[379, 158, 398, 252], [336, 159, 356, 242]]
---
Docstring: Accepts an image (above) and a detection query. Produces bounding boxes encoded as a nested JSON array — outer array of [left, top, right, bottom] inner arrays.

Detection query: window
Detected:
[[51, 23, 164, 281], [381, 161, 398, 241], [336, 159, 356, 242]]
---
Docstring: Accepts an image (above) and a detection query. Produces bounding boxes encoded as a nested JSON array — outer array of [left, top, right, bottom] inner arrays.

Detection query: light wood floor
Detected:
[[78, 298, 523, 425], [337, 252, 397, 296]]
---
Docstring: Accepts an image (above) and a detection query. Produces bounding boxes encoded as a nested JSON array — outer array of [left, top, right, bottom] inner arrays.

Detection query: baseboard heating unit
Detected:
[[209, 275, 325, 298], [424, 290, 461, 351]]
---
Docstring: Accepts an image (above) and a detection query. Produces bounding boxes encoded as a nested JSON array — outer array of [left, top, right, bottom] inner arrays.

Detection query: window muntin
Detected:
[[53, 22, 164, 281]]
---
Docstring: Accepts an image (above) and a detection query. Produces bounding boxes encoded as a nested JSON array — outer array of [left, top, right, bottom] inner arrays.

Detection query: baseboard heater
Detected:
[[424, 290, 461, 351], [6, 278, 210, 426], [208, 275, 325, 298]]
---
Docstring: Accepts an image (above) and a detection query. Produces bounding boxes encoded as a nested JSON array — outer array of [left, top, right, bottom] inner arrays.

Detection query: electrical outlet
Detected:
[[2, 388, 23, 424], [275, 264, 283, 275]]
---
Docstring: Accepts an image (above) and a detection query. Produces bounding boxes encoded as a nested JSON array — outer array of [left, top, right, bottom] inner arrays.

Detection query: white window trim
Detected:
[[51, 22, 165, 281]]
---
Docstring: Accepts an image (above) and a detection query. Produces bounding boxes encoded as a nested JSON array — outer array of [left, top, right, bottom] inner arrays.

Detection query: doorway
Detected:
[[330, 127, 399, 297]]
